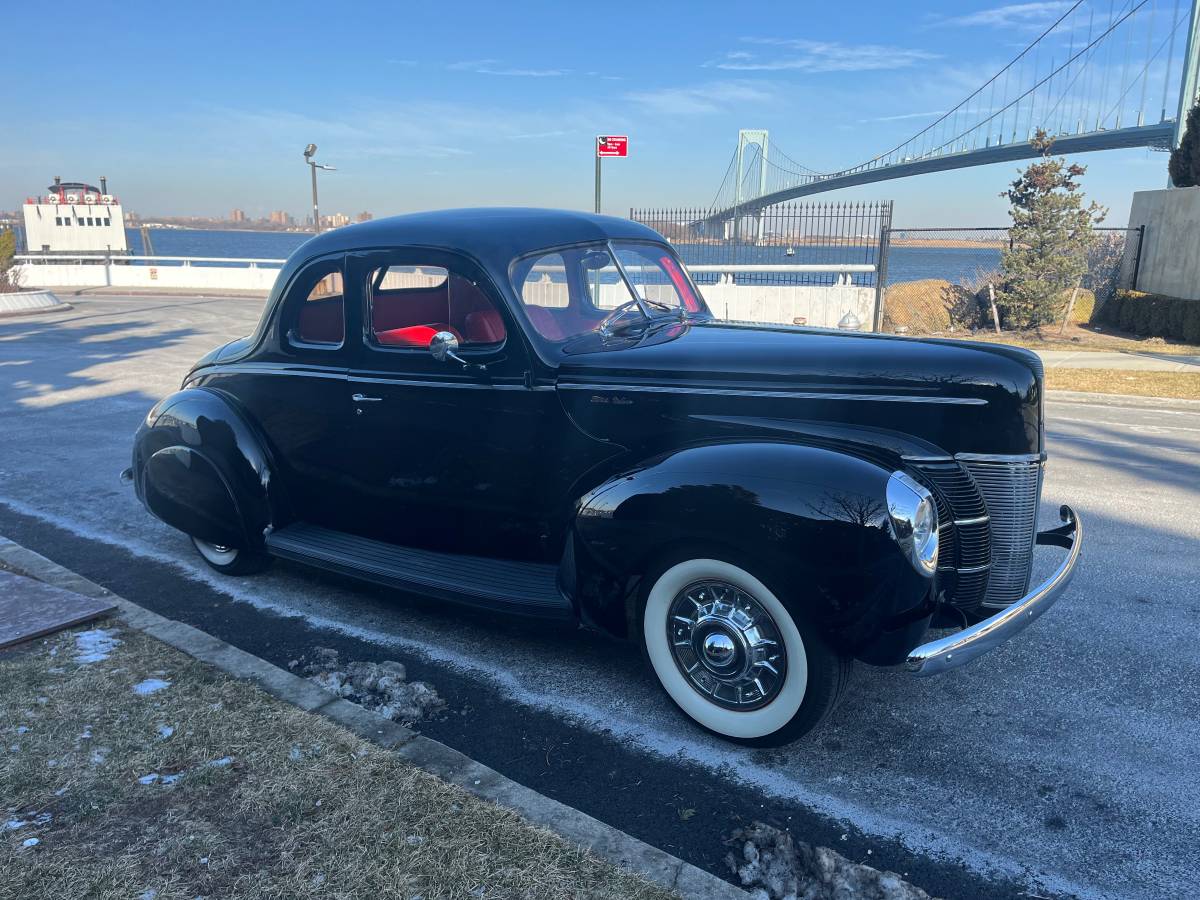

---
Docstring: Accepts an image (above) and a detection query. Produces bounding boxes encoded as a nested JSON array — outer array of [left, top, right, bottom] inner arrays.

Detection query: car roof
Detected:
[[295, 207, 668, 265]]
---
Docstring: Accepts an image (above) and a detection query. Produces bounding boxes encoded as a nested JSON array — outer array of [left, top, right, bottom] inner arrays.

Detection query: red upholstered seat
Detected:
[[463, 309, 505, 343], [526, 306, 565, 340], [296, 297, 344, 343], [375, 324, 461, 347]]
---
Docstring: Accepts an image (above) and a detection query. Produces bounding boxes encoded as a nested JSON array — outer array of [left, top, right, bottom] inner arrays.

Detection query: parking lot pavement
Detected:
[[2, 294, 1198, 900]]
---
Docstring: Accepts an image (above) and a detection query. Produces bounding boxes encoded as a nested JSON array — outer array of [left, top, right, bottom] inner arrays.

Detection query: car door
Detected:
[[219, 252, 356, 531], [341, 247, 569, 562]]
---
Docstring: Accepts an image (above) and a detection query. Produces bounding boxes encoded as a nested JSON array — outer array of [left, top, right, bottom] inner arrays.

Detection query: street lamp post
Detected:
[[303, 144, 336, 233]]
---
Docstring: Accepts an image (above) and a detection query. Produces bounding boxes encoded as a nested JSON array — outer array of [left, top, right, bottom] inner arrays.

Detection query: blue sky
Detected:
[[3, 0, 1182, 226]]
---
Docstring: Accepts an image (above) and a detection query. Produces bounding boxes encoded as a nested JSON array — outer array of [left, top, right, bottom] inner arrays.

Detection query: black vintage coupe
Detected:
[[126, 208, 1081, 745]]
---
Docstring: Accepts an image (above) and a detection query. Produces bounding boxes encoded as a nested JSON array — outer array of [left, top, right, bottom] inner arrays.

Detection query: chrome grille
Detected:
[[908, 460, 990, 612], [959, 456, 1043, 608]]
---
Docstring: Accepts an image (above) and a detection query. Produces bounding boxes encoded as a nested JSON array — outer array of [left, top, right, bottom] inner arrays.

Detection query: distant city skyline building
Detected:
[[321, 212, 351, 229], [230, 208, 246, 223], [268, 210, 293, 226], [356, 211, 373, 223]]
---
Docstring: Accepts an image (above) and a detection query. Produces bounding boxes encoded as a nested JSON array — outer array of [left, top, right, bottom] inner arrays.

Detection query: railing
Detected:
[[15, 254, 287, 268]]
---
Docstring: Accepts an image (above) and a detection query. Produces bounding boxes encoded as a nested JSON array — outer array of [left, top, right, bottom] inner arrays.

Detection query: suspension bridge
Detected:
[[700, 0, 1200, 232]]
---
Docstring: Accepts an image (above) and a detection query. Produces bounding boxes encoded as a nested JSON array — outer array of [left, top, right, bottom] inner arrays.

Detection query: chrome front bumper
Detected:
[[906, 505, 1081, 676]]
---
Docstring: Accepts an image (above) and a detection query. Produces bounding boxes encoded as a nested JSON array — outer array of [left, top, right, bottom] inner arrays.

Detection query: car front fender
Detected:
[[569, 441, 934, 659], [132, 388, 281, 550]]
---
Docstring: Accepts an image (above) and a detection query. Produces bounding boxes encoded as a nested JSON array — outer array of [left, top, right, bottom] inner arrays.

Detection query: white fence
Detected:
[[14, 255, 283, 292], [14, 256, 876, 329]]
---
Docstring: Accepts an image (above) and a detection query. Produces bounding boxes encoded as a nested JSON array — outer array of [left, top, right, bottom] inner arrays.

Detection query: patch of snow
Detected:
[[132, 678, 171, 695], [296, 648, 444, 723], [49, 646, 58, 657], [91, 747, 110, 765], [139, 771, 181, 785], [405, 835, 424, 847], [54, 787, 68, 797], [78, 727, 92, 740], [726, 823, 933, 900], [74, 628, 121, 665], [139, 890, 157, 900], [156, 725, 174, 740], [5, 819, 26, 830], [288, 746, 302, 761], [22, 837, 39, 848], [206, 756, 233, 768], [16, 726, 28, 734]]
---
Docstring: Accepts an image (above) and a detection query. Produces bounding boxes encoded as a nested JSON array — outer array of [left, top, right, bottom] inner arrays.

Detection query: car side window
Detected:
[[366, 265, 506, 349], [288, 260, 345, 347]]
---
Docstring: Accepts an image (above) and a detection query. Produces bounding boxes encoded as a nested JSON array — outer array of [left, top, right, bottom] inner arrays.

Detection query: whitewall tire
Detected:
[[640, 557, 849, 746], [190, 536, 271, 575]]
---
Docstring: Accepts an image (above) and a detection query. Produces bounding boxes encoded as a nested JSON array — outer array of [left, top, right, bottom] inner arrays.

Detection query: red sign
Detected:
[[597, 135, 629, 158]]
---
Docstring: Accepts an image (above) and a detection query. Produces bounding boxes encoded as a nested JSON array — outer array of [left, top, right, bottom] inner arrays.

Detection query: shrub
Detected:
[[1184, 303, 1200, 344], [1104, 289, 1200, 343], [1094, 291, 1122, 326]]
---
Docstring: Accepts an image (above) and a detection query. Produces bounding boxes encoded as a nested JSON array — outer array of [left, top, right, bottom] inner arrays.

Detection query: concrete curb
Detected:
[[0, 289, 72, 318], [1046, 389, 1200, 409], [0, 535, 747, 900]]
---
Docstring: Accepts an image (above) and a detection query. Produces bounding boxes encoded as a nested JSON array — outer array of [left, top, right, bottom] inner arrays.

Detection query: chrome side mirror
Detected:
[[429, 330, 466, 366]]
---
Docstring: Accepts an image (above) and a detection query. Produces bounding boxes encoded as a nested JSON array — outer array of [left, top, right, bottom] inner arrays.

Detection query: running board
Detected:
[[265, 522, 573, 620]]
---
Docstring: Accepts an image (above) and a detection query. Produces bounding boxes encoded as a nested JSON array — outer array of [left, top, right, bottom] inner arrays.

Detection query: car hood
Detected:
[[555, 320, 1043, 458]]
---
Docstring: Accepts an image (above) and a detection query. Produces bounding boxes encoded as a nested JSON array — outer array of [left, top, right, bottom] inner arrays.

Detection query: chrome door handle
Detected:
[[351, 393, 383, 402]]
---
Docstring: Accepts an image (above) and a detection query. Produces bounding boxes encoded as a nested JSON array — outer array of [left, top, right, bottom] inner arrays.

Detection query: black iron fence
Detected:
[[878, 226, 1143, 335], [630, 202, 893, 288]]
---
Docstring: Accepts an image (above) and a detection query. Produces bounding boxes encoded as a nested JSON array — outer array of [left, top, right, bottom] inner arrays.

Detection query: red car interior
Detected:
[[370, 274, 506, 348], [296, 296, 344, 344]]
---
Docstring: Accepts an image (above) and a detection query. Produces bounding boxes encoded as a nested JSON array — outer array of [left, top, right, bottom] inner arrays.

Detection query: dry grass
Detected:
[[963, 322, 1200, 355], [0, 624, 678, 900], [1044, 368, 1200, 400]]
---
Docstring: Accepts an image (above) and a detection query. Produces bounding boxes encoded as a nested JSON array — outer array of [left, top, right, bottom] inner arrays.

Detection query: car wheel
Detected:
[[640, 557, 851, 746], [190, 536, 271, 575]]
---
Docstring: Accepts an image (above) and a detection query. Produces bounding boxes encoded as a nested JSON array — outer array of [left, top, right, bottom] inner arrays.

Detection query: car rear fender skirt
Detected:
[[569, 441, 931, 648], [133, 388, 281, 550]]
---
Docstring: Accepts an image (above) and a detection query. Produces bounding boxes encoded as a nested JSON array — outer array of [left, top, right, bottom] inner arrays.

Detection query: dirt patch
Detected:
[[290, 646, 445, 723], [727, 822, 936, 900], [1, 623, 676, 900]]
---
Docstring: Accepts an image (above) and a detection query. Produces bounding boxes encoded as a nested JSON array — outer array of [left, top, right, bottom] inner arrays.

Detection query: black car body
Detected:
[[128, 208, 1082, 745]]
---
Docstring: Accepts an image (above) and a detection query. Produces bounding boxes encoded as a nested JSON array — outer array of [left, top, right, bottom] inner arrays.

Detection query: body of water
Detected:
[[119, 228, 1006, 287], [13, 225, 1005, 287]]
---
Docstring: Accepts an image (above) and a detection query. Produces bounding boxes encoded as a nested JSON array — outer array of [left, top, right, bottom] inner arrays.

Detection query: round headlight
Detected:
[[886, 472, 939, 576]]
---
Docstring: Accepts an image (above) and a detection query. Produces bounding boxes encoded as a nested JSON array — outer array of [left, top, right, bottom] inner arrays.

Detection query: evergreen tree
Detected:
[[1169, 101, 1200, 188], [0, 229, 18, 292], [998, 130, 1106, 329]]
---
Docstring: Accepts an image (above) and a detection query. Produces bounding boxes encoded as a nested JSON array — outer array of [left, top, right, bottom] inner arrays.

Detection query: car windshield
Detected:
[[512, 241, 707, 345]]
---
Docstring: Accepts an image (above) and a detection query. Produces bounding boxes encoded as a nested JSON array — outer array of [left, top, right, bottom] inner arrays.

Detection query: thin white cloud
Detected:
[[624, 81, 776, 115], [387, 58, 418, 66], [859, 110, 948, 123], [931, 2, 1072, 28], [447, 59, 568, 77], [706, 38, 938, 73]]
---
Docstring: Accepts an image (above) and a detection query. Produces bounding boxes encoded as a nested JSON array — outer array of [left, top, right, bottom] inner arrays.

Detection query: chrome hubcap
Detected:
[[667, 580, 787, 710]]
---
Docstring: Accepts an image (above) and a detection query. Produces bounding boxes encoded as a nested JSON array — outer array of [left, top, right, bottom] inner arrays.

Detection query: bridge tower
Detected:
[[1175, 0, 1200, 150], [733, 129, 769, 242]]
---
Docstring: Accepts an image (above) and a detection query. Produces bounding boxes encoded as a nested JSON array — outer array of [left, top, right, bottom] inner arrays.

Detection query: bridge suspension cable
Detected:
[[705, 0, 1195, 217]]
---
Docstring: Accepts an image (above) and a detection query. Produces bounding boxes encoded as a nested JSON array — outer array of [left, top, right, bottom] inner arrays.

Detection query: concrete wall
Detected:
[[15, 262, 282, 293], [1123, 187, 1200, 299]]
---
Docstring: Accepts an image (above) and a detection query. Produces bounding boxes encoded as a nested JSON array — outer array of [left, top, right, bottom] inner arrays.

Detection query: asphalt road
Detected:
[[2, 294, 1197, 900]]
